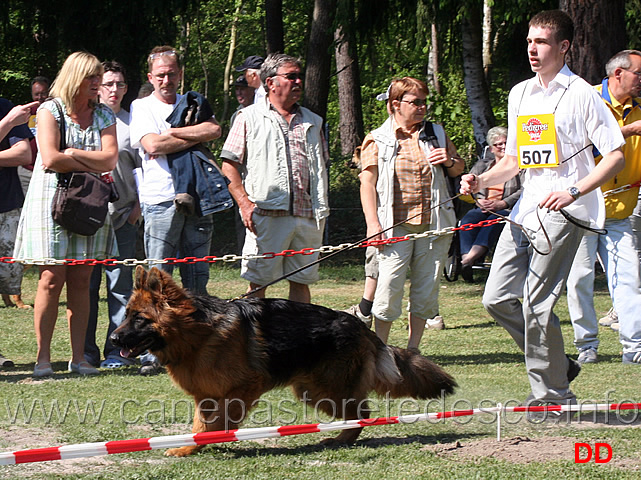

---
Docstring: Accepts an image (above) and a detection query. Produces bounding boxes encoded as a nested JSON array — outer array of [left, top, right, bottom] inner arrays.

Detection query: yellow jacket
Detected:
[[595, 79, 641, 219]]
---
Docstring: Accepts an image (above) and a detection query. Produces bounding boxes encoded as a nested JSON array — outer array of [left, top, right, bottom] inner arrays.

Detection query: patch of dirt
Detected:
[[424, 435, 640, 468], [0, 426, 116, 478]]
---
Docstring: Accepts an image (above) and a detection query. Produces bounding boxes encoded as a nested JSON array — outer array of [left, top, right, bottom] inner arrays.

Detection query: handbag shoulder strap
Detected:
[[49, 98, 71, 185], [50, 98, 66, 151]]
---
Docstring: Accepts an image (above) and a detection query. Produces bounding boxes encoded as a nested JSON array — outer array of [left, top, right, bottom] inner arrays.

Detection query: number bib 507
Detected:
[[516, 113, 560, 169]]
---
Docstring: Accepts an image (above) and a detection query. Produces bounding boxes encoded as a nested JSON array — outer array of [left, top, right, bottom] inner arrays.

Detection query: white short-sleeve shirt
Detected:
[[129, 93, 182, 204], [506, 65, 625, 230]]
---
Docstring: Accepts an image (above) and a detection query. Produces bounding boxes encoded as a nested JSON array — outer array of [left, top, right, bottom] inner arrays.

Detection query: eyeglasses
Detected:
[[492, 141, 506, 148], [101, 81, 127, 90], [149, 50, 177, 62], [623, 69, 641, 78], [401, 98, 427, 107], [275, 72, 303, 82]]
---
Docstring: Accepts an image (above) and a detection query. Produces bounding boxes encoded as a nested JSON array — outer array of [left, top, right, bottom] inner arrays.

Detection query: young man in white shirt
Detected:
[[461, 10, 625, 419]]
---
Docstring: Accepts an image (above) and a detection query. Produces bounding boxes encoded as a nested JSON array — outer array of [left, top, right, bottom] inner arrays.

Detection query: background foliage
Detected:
[[1, 0, 637, 248]]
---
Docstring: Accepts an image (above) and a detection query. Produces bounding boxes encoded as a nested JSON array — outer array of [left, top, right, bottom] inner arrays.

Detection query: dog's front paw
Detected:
[[165, 446, 201, 457]]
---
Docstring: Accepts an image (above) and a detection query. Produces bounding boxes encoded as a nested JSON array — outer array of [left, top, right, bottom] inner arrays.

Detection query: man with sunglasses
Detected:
[[130, 46, 222, 374], [221, 53, 329, 303], [566, 50, 641, 366]]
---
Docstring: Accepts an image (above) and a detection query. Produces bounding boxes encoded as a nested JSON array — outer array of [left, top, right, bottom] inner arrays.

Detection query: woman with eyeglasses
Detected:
[[457, 126, 524, 282], [13, 52, 118, 377], [359, 77, 464, 350]]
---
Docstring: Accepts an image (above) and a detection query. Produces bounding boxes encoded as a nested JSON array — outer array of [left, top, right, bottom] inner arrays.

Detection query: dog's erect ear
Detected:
[[146, 267, 166, 295], [134, 265, 147, 290]]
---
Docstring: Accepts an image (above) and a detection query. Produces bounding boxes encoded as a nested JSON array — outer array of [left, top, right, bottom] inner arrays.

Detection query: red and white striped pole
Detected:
[[2, 402, 639, 465]]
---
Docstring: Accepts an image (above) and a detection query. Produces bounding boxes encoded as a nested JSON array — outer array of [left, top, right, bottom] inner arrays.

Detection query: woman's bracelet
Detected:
[[445, 157, 456, 168]]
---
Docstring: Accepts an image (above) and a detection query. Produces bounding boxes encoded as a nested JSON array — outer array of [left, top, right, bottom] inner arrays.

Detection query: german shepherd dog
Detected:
[[111, 266, 457, 457]]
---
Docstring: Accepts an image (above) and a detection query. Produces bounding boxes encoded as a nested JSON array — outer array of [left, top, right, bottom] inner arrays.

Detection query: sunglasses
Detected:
[[400, 98, 427, 107], [148, 50, 177, 62], [275, 72, 304, 82]]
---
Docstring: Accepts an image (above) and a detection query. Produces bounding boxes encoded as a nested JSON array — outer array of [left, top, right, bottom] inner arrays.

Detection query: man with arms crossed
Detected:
[[461, 10, 625, 418], [130, 46, 221, 374]]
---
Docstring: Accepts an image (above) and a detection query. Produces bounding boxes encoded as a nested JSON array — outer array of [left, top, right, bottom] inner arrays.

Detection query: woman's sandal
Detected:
[[33, 362, 54, 378], [68, 360, 99, 375]]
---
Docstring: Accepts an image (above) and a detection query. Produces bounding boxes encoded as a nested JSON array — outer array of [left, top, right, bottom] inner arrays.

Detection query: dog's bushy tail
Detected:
[[374, 345, 457, 399]]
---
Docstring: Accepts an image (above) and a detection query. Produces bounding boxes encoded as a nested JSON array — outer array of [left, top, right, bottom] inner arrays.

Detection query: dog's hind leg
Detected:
[[298, 381, 371, 446]]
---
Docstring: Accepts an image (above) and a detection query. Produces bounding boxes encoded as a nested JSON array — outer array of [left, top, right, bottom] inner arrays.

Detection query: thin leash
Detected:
[[469, 191, 552, 256], [468, 191, 607, 256], [230, 194, 464, 301]]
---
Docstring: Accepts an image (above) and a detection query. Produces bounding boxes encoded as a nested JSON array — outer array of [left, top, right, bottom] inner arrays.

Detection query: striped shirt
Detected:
[[222, 103, 328, 218], [360, 122, 432, 225]]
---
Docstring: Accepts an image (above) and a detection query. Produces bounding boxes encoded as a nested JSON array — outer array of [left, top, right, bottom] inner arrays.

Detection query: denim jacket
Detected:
[[166, 91, 233, 216]]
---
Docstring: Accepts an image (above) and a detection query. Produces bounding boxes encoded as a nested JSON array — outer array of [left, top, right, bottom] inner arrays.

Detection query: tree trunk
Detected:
[[265, 0, 284, 54], [560, 0, 626, 84], [178, 17, 189, 96], [427, 23, 440, 95], [461, 5, 495, 151], [482, 0, 492, 80], [222, 0, 243, 122], [335, 0, 364, 158], [195, 5, 210, 98], [303, 0, 336, 119]]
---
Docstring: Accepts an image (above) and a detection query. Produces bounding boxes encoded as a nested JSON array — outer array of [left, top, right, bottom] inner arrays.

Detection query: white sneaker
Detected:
[[610, 322, 620, 332], [598, 308, 618, 326], [425, 315, 445, 330], [577, 349, 598, 364], [344, 305, 372, 328]]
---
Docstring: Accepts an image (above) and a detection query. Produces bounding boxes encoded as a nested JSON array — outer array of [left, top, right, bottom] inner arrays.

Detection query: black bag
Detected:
[[424, 121, 464, 218], [50, 99, 112, 236]]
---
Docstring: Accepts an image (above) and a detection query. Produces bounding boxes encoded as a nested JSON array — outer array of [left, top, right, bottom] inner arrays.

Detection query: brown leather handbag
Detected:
[[50, 99, 114, 236]]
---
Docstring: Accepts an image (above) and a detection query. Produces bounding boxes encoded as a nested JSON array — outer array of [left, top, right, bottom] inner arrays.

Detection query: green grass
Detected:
[[0, 265, 640, 479]]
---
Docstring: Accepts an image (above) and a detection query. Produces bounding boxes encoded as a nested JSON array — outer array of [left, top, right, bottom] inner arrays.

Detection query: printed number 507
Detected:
[[522, 150, 552, 165]]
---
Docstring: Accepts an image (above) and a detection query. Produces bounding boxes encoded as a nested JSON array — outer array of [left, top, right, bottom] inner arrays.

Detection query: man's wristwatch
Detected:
[[567, 186, 581, 200]]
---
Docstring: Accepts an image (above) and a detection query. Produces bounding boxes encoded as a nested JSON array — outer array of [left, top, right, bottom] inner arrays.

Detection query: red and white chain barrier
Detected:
[[0, 219, 502, 267], [1, 402, 639, 465], [602, 180, 641, 198]]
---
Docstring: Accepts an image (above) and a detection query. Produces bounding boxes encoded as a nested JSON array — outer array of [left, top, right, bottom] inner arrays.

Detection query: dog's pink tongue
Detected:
[[120, 348, 134, 358]]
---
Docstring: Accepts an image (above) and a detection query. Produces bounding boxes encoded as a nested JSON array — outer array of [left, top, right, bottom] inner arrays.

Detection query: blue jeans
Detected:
[[141, 201, 213, 295], [85, 221, 139, 364], [567, 217, 641, 356], [459, 207, 507, 255]]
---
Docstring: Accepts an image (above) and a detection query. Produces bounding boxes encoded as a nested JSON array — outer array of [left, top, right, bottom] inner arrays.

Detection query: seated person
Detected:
[[459, 127, 523, 281]]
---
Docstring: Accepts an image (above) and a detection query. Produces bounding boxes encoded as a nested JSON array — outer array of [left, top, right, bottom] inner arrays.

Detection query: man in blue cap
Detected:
[[235, 55, 265, 104]]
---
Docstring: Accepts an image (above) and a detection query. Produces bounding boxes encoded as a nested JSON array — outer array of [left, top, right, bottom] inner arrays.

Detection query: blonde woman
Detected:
[[14, 52, 118, 377]]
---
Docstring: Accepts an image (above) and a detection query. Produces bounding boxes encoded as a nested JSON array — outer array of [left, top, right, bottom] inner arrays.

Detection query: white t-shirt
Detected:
[[129, 93, 182, 204], [506, 65, 625, 230]]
